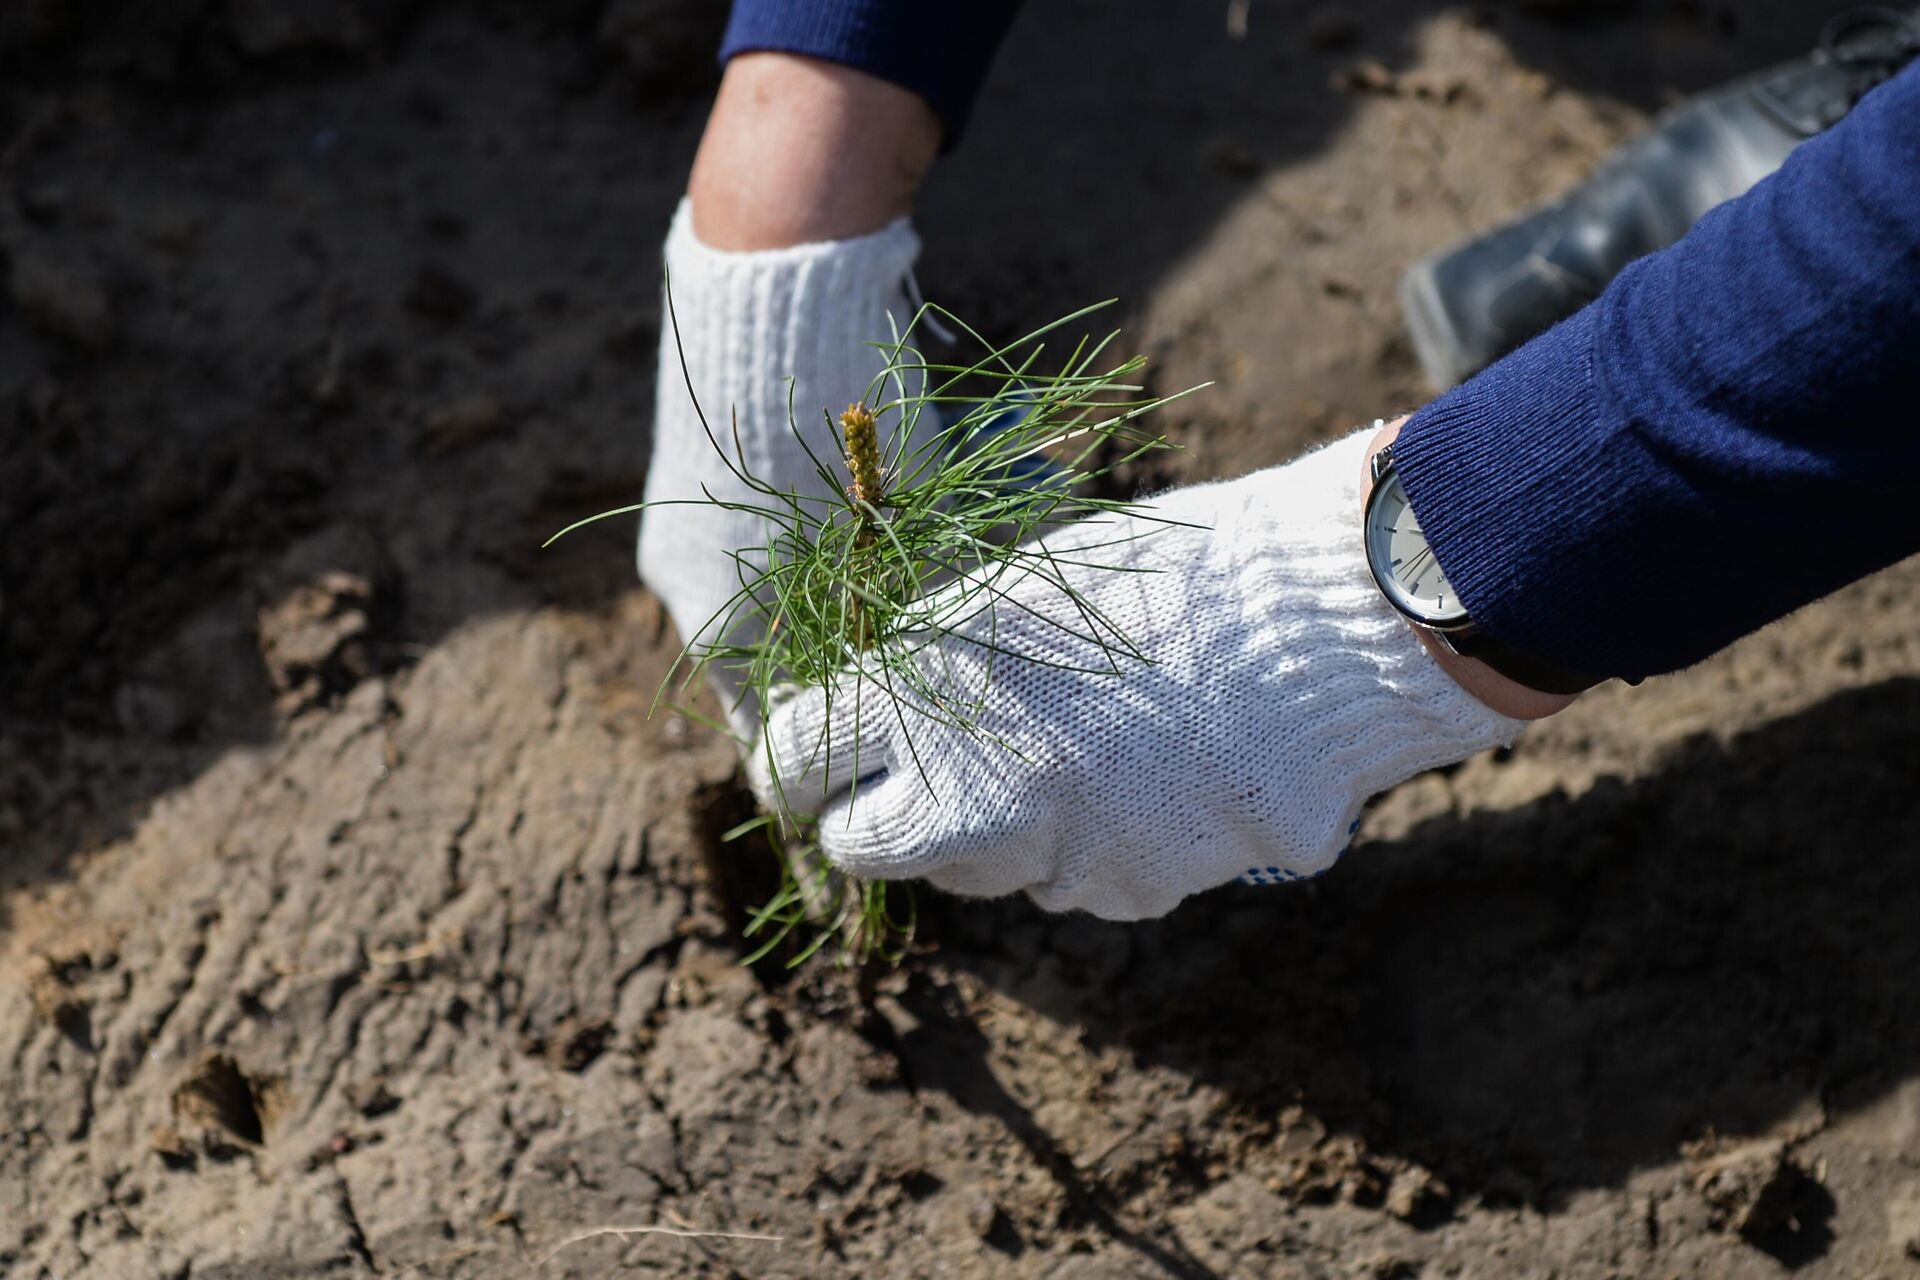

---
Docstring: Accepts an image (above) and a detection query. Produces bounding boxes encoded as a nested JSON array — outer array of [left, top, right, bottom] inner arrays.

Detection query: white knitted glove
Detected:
[[638, 201, 927, 719], [747, 428, 1523, 921]]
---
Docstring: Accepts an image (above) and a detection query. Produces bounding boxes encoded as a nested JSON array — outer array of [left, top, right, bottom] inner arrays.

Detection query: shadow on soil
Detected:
[[914, 675, 1920, 1267], [0, 0, 1853, 912]]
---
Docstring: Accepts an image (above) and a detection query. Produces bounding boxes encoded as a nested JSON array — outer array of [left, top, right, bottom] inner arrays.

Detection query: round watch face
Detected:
[[1364, 467, 1471, 627]]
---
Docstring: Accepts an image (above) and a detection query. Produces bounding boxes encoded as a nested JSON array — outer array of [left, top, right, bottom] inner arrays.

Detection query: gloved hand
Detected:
[[747, 428, 1523, 920], [638, 200, 928, 723]]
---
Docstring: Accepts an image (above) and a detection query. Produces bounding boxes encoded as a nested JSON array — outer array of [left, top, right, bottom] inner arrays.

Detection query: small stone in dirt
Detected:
[[26, 945, 118, 1048], [929, 1186, 1018, 1252], [254, 524, 396, 717], [936, 1186, 994, 1236], [149, 1124, 196, 1170], [1385, 1164, 1451, 1224], [346, 1080, 401, 1119], [1302, 5, 1361, 51], [1272, 1107, 1327, 1159], [1887, 1178, 1920, 1259], [1270, 1132, 1387, 1207], [1686, 1137, 1806, 1238], [26, 959, 90, 1046], [6, 238, 116, 349], [1333, 59, 1400, 96]]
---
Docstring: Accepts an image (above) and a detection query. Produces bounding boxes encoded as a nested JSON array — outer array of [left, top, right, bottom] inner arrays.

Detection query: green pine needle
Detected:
[[552, 285, 1207, 968]]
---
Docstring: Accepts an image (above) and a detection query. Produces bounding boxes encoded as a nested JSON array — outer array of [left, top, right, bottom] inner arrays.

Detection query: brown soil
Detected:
[[6, 3, 1919, 1277]]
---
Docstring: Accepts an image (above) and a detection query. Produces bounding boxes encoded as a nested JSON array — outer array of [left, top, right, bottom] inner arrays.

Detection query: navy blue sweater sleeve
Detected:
[[1396, 60, 1920, 682], [720, 0, 1022, 147]]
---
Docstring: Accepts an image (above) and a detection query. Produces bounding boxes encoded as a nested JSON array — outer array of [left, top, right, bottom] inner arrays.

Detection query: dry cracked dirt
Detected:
[[6, 2, 1920, 1277]]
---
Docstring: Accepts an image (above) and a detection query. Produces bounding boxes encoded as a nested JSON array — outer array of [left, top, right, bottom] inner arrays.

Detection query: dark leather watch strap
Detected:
[[1367, 437, 1613, 697], [1450, 630, 1606, 696]]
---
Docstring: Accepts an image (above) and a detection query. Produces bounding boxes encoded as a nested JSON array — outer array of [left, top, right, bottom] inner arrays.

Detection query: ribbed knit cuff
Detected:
[[1392, 305, 1639, 681], [718, 0, 1022, 148], [658, 199, 920, 477]]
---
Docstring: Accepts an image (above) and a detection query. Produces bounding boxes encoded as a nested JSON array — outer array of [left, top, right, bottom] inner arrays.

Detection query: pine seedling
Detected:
[[550, 292, 1205, 967]]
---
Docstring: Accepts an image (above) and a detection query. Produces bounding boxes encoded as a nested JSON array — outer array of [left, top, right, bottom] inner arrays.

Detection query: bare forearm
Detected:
[[687, 52, 939, 251]]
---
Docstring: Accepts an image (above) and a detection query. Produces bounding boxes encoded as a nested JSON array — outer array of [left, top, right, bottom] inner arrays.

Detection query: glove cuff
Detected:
[[654, 199, 922, 478]]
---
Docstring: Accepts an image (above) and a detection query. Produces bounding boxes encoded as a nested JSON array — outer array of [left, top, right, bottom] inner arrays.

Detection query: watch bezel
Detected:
[[1363, 444, 1474, 633]]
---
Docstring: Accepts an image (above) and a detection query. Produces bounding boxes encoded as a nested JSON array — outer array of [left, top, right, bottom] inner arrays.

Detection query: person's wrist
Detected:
[[1360, 417, 1578, 722]]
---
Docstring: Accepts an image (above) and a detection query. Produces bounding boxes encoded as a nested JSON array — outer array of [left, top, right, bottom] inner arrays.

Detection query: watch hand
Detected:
[[1397, 544, 1436, 585]]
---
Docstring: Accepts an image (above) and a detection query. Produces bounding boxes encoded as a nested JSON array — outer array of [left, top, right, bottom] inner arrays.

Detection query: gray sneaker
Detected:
[[1401, 6, 1920, 390]]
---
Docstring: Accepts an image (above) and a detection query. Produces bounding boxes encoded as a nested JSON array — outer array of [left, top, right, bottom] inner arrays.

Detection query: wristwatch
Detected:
[[1362, 438, 1603, 697]]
